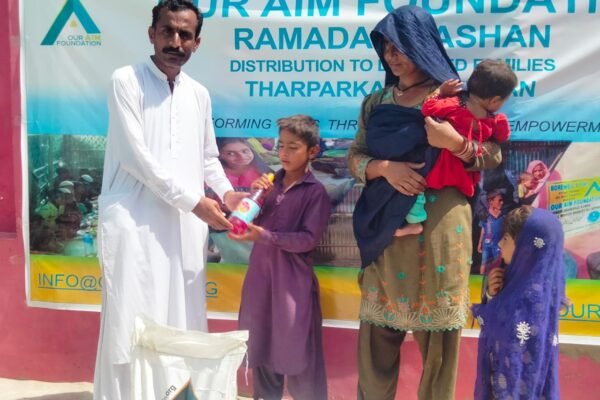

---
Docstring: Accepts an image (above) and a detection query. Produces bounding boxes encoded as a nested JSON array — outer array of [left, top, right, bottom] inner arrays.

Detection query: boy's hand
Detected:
[[251, 174, 275, 192], [227, 223, 264, 242], [438, 79, 463, 97], [487, 267, 505, 297]]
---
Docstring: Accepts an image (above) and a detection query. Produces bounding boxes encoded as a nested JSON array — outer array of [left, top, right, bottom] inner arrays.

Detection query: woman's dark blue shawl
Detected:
[[472, 208, 565, 400], [371, 5, 458, 87], [353, 6, 459, 267]]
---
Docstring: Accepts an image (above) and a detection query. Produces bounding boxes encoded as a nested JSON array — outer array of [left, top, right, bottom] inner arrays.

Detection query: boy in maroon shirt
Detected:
[[229, 115, 331, 400]]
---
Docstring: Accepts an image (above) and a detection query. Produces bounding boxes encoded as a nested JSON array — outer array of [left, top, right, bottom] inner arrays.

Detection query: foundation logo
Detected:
[[41, 0, 101, 47], [584, 181, 600, 198]]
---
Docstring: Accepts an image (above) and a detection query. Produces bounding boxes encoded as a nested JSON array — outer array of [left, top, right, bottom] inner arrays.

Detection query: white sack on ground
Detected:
[[131, 315, 248, 400]]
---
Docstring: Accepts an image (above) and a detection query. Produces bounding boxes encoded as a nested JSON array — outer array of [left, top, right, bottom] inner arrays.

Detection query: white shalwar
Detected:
[[94, 58, 233, 400]]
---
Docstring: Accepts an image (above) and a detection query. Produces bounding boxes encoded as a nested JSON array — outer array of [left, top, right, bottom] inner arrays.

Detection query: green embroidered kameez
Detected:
[[348, 86, 502, 332]]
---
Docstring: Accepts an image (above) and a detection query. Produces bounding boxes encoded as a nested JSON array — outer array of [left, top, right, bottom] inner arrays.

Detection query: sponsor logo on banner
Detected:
[[41, 0, 101, 46]]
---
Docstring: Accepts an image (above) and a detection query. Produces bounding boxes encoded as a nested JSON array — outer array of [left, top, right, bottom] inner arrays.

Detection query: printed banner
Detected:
[[23, 0, 600, 140], [547, 177, 600, 235], [23, 0, 600, 338], [28, 256, 600, 337], [30, 255, 102, 306]]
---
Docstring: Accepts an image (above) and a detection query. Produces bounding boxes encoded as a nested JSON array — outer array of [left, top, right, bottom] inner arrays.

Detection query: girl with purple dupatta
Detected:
[[472, 206, 566, 399]]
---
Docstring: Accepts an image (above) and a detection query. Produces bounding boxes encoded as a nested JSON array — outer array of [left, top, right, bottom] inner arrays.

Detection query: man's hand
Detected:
[[192, 197, 232, 230], [223, 190, 248, 212], [487, 267, 505, 297], [227, 223, 264, 242]]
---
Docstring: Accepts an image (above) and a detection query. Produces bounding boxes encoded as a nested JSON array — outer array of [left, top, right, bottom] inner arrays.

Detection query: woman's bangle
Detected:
[[452, 136, 468, 154], [452, 138, 475, 162]]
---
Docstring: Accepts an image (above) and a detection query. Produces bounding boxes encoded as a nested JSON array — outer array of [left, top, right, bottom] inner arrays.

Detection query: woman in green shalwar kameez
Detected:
[[348, 6, 502, 400]]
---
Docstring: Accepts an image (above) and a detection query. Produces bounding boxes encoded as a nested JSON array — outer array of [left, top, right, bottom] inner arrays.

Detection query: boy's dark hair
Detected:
[[277, 115, 320, 148], [467, 59, 518, 100], [152, 0, 203, 38], [503, 205, 533, 241]]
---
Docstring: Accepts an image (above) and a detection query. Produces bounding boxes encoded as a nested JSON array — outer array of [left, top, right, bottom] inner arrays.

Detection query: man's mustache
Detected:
[[162, 47, 184, 56]]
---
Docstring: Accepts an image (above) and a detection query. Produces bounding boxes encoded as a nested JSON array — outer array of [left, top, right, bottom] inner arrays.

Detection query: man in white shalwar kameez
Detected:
[[93, 1, 246, 399]]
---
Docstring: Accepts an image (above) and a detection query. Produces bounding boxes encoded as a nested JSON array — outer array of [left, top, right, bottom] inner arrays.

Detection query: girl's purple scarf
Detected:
[[472, 208, 565, 399]]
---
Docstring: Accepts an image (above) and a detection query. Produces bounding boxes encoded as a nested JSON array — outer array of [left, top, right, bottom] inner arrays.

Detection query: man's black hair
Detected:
[[152, 0, 203, 38]]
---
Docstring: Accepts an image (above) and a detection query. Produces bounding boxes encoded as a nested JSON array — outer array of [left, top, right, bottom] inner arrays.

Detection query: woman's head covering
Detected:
[[526, 159, 549, 192], [472, 207, 565, 399], [370, 5, 459, 86], [526, 159, 549, 175]]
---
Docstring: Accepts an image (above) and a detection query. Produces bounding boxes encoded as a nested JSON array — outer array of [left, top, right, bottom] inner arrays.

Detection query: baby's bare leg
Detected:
[[393, 223, 423, 237]]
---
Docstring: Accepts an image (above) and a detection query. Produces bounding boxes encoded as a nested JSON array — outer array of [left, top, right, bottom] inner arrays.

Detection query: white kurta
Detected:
[[94, 58, 233, 400]]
